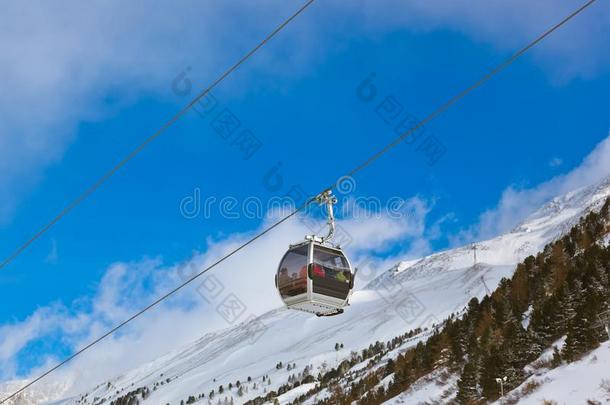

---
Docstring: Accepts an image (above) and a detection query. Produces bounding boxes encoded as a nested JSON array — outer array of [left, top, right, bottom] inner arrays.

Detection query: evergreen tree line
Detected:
[[320, 198, 610, 404], [244, 330, 426, 405]]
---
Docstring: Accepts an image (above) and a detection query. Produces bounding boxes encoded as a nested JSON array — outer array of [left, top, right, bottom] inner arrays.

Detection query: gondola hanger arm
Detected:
[[311, 190, 337, 245]]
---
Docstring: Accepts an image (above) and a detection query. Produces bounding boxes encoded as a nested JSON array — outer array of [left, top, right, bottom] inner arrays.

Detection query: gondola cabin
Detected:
[[275, 239, 354, 316]]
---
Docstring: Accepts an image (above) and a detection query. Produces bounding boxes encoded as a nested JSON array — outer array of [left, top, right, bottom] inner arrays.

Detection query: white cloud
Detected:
[[0, 1, 306, 222], [454, 132, 610, 243], [0, 199, 436, 394], [1, 0, 608, 223]]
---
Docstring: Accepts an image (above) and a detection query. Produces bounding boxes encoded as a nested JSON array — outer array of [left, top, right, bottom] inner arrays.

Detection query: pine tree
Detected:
[[456, 361, 478, 404], [563, 282, 589, 361], [480, 352, 502, 400]]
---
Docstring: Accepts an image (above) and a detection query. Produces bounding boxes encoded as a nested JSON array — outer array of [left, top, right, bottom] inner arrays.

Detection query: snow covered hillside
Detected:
[[4, 177, 610, 405], [492, 341, 610, 404], [381, 343, 610, 405], [0, 380, 71, 405]]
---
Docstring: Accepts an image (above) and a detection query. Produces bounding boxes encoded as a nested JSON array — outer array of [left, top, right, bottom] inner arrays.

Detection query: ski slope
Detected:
[[4, 177, 610, 405]]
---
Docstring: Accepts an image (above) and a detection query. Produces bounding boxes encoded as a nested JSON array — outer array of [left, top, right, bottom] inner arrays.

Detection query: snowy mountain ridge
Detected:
[[3, 176, 610, 405]]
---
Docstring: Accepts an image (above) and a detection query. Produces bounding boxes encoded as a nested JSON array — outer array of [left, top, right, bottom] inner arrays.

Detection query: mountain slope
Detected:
[[347, 194, 610, 404], [4, 177, 610, 405], [491, 342, 610, 404]]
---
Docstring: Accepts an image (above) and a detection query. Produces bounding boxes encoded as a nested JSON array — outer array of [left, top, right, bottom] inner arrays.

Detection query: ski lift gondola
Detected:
[[275, 190, 355, 316]]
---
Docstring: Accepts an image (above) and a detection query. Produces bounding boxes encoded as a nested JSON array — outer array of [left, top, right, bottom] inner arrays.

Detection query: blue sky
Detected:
[[1, 0, 610, 388]]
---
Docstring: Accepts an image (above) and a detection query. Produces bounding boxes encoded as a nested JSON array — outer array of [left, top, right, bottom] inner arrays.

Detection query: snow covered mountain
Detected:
[[4, 176, 610, 405], [0, 380, 71, 405]]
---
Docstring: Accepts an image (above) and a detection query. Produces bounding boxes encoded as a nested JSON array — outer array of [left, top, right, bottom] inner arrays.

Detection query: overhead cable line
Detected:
[[0, 0, 598, 402], [0, 0, 316, 272]]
